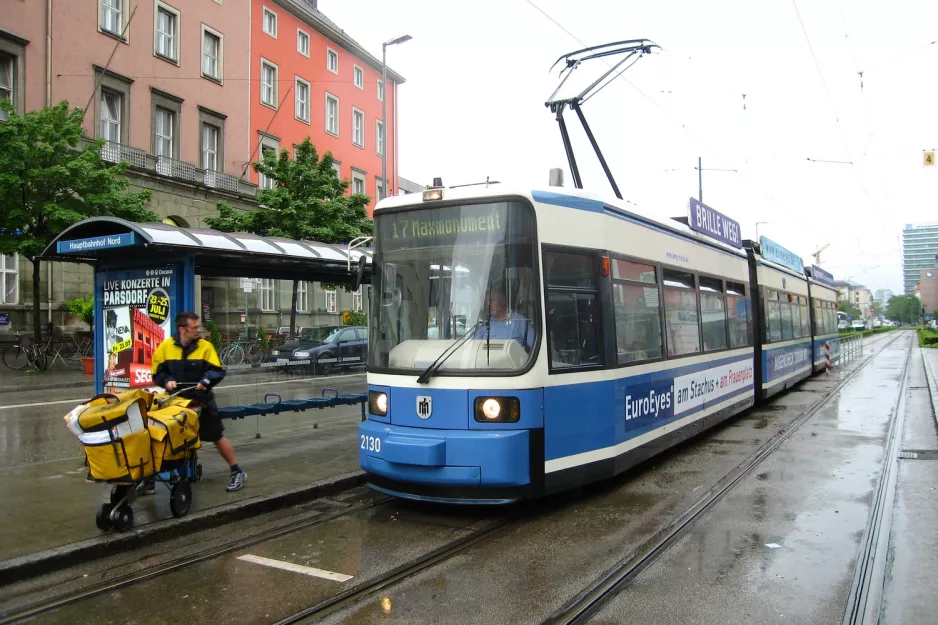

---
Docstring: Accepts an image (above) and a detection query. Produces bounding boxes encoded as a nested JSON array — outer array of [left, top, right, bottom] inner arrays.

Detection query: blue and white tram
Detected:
[[806, 268, 840, 374], [744, 245, 812, 401], [361, 184, 760, 503]]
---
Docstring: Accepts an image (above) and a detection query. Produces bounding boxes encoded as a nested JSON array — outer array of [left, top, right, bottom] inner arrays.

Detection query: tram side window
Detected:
[[827, 305, 835, 334], [544, 251, 601, 369], [726, 282, 751, 348], [766, 290, 782, 343], [699, 276, 727, 351], [663, 269, 700, 356], [800, 298, 810, 337], [612, 259, 663, 364], [813, 304, 823, 335], [779, 293, 794, 340]]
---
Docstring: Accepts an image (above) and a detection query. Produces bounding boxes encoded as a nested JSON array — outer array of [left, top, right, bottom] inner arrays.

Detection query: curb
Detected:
[[919, 345, 938, 432], [0, 470, 366, 586]]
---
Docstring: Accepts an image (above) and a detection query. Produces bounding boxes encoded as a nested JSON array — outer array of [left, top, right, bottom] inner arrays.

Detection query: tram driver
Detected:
[[474, 290, 535, 352]]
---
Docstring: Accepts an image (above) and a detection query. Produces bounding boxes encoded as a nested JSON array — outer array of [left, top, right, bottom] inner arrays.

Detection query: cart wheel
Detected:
[[110, 485, 129, 505], [96, 504, 114, 531], [111, 505, 134, 532], [170, 479, 192, 517], [195, 464, 203, 482]]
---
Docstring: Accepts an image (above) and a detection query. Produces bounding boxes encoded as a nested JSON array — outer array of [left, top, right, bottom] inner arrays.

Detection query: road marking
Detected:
[[0, 372, 366, 411], [236, 554, 353, 582]]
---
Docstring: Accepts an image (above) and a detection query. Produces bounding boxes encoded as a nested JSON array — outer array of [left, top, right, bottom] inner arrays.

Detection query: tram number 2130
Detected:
[[360, 435, 381, 453]]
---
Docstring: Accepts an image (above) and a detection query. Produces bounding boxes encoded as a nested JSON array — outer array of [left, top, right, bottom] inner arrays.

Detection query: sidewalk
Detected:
[[0, 375, 367, 579]]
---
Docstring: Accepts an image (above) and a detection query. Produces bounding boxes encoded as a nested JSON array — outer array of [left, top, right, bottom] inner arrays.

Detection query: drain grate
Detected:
[[899, 449, 938, 460]]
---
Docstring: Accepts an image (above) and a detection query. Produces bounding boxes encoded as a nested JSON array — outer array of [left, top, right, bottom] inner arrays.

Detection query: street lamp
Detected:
[[755, 221, 769, 240], [381, 34, 411, 200]]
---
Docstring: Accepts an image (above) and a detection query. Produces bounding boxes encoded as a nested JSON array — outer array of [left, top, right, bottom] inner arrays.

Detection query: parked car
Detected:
[[851, 319, 866, 331], [838, 320, 849, 330], [268, 326, 367, 374]]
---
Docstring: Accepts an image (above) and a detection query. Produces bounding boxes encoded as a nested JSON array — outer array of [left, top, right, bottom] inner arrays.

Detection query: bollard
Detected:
[[825, 341, 831, 376]]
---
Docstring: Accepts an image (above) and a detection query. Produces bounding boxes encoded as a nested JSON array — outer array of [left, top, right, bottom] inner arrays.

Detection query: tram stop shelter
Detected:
[[42, 216, 371, 394]]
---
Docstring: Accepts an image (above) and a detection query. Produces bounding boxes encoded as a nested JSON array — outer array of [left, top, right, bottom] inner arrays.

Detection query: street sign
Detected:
[[240, 277, 254, 292], [925, 151, 936, 167], [57, 232, 136, 254], [342, 311, 351, 324]]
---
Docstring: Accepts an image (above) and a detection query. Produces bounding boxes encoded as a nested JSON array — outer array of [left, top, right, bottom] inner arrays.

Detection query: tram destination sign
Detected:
[[687, 198, 742, 248], [811, 265, 835, 287], [760, 236, 804, 273]]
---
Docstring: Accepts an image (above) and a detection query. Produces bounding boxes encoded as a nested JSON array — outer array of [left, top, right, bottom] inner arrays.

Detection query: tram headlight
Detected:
[[474, 397, 520, 423], [369, 391, 388, 416]]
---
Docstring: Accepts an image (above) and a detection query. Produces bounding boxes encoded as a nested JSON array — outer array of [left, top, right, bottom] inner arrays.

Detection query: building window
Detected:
[[99, 90, 122, 143], [352, 108, 364, 148], [0, 55, 11, 120], [376, 120, 384, 156], [258, 279, 276, 311], [375, 177, 384, 200], [262, 7, 277, 37], [154, 107, 174, 158], [297, 29, 309, 57], [325, 93, 339, 136], [257, 135, 279, 189], [377, 79, 384, 102], [327, 47, 338, 74], [324, 288, 337, 313], [295, 77, 310, 123], [260, 59, 278, 108], [202, 26, 222, 81], [351, 170, 366, 195], [201, 123, 219, 171], [353, 65, 364, 89], [100, 0, 123, 36], [332, 160, 341, 179], [352, 287, 363, 312], [297, 281, 308, 312], [155, 3, 179, 62], [0, 254, 17, 304]]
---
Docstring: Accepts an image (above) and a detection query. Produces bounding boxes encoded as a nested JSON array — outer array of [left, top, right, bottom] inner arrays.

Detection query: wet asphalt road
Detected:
[[4, 332, 929, 625]]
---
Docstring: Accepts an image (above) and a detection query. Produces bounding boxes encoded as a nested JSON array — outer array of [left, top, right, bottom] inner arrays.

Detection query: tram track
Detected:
[[540, 331, 909, 625], [0, 496, 392, 624]]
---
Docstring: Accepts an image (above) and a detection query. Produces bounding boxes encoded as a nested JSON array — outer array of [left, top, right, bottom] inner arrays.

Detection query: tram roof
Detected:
[[41, 217, 371, 284], [377, 184, 749, 259]]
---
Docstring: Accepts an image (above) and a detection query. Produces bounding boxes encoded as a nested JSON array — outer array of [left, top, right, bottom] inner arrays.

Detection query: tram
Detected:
[[358, 183, 840, 503], [357, 39, 841, 503]]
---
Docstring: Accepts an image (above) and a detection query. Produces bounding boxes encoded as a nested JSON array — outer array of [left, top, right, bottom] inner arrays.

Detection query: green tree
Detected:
[[838, 300, 861, 319], [0, 101, 156, 340], [885, 294, 921, 325], [344, 310, 367, 326], [204, 138, 372, 339]]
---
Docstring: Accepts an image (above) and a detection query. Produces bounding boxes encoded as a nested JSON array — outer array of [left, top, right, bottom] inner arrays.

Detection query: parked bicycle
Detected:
[[219, 337, 267, 367], [2, 331, 49, 371]]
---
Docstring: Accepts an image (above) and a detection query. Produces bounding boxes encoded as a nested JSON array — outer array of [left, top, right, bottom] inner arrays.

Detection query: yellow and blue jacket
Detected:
[[151, 336, 226, 390]]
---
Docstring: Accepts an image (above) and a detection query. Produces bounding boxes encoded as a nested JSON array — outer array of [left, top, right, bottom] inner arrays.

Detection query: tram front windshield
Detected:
[[368, 200, 538, 373]]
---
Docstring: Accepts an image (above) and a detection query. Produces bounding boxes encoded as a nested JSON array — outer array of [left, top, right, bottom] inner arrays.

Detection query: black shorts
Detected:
[[180, 390, 224, 443]]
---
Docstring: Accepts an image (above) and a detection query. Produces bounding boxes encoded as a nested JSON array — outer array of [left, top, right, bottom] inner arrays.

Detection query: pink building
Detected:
[[1, 0, 252, 192]]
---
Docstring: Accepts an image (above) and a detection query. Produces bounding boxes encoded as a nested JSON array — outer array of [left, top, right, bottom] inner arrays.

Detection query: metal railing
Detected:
[[203, 169, 240, 193], [100, 141, 147, 168], [156, 155, 198, 182]]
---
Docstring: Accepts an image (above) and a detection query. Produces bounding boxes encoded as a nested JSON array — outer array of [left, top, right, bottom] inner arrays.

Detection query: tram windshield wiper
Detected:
[[416, 318, 487, 384]]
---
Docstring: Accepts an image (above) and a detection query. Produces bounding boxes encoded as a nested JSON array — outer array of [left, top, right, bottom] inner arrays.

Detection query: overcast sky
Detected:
[[321, 0, 938, 294]]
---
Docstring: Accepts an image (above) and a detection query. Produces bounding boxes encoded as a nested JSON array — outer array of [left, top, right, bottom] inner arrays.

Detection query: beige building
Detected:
[[0, 1, 368, 339]]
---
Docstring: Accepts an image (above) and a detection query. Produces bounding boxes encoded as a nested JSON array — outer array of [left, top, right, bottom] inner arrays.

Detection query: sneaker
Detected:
[[138, 480, 156, 495], [226, 470, 246, 492]]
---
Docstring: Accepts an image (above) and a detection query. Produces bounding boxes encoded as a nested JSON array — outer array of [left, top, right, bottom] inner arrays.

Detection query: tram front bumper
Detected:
[[358, 420, 531, 488]]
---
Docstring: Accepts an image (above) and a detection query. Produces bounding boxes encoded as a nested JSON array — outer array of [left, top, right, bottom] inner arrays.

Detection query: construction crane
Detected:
[[812, 243, 831, 265]]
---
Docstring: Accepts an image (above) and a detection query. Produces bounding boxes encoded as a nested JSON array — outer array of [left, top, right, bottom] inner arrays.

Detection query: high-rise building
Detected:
[[874, 288, 894, 303], [902, 224, 938, 293]]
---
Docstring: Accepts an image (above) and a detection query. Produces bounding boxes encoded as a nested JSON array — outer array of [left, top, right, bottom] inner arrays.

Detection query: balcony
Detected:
[[92, 139, 257, 198]]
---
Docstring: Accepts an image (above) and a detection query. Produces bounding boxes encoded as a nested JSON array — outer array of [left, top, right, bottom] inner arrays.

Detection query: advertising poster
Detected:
[[100, 267, 176, 393]]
